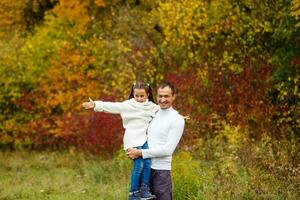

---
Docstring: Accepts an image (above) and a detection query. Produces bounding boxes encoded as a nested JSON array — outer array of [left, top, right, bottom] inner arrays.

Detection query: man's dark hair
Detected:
[[158, 82, 176, 95]]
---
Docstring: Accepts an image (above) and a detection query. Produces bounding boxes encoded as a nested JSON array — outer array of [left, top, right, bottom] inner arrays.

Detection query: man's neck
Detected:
[[160, 106, 173, 113]]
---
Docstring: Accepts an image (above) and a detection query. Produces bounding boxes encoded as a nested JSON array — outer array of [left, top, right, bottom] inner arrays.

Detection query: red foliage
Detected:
[[165, 64, 274, 140], [291, 56, 300, 67], [15, 91, 39, 110], [166, 69, 210, 146], [33, 111, 123, 154], [166, 69, 204, 117], [82, 111, 123, 154]]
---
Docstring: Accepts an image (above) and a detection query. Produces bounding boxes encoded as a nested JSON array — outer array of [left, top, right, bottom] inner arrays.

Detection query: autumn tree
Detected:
[[0, 0, 299, 150], [292, 0, 300, 27]]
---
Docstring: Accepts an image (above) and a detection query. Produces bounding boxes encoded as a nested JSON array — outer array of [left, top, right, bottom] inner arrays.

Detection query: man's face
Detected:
[[157, 86, 175, 109]]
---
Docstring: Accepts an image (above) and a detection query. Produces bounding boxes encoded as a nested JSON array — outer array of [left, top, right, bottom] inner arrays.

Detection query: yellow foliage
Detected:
[[0, 0, 27, 34], [172, 151, 201, 197], [221, 123, 246, 146], [157, 0, 207, 47], [0, 133, 13, 144], [292, 0, 300, 27], [52, 0, 91, 34], [0, 0, 59, 36]]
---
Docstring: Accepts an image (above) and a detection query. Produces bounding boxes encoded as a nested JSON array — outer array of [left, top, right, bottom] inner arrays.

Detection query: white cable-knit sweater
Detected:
[[141, 107, 185, 170], [94, 98, 159, 150]]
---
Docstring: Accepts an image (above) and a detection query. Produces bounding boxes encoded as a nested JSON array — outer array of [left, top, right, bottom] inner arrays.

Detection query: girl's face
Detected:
[[133, 88, 148, 103]]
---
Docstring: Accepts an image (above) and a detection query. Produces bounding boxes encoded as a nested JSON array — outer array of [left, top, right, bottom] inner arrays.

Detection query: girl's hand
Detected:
[[82, 97, 95, 109]]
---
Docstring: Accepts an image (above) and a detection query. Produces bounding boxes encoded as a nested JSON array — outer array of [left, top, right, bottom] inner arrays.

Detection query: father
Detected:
[[127, 82, 185, 200]]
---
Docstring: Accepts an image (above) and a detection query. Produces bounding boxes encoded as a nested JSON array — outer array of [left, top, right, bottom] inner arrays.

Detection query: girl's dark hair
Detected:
[[128, 82, 155, 103]]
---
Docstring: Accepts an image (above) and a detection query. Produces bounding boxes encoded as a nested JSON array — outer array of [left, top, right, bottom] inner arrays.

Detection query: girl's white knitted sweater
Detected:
[[94, 98, 159, 150]]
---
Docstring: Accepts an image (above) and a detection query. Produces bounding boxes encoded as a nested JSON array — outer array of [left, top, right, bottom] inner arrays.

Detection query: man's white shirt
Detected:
[[141, 107, 185, 170]]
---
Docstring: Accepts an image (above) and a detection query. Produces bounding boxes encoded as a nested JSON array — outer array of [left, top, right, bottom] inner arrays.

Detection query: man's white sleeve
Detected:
[[141, 117, 185, 158], [94, 101, 126, 114]]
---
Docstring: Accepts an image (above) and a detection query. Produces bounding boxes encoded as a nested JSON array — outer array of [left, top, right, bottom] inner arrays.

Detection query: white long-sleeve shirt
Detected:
[[141, 107, 185, 170], [94, 98, 159, 150]]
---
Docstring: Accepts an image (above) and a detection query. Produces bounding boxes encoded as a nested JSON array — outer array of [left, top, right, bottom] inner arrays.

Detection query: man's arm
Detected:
[[127, 117, 185, 159], [142, 118, 184, 158]]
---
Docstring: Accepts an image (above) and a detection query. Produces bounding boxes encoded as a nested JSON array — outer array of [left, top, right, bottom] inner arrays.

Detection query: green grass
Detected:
[[0, 147, 299, 200], [0, 150, 131, 200]]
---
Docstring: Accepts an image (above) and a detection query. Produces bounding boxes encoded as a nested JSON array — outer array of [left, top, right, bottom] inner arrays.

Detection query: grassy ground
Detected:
[[0, 147, 299, 200], [0, 150, 131, 200]]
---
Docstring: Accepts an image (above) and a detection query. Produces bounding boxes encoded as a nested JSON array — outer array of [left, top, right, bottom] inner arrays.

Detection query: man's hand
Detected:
[[183, 115, 190, 120], [126, 148, 142, 159]]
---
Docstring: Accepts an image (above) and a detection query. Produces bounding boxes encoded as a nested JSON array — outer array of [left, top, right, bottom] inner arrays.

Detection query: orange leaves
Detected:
[[32, 35, 125, 150], [40, 48, 99, 114], [52, 0, 91, 34], [95, 0, 106, 7], [0, 0, 57, 36]]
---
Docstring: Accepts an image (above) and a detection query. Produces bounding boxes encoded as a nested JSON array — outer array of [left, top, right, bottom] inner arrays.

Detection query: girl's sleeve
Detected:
[[154, 105, 160, 113], [94, 101, 126, 114]]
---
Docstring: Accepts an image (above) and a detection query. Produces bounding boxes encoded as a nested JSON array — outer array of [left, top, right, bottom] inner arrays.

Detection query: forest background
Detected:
[[0, 0, 299, 199]]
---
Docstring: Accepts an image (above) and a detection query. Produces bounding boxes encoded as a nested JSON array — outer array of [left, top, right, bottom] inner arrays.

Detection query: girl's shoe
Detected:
[[140, 184, 156, 200], [128, 191, 140, 200]]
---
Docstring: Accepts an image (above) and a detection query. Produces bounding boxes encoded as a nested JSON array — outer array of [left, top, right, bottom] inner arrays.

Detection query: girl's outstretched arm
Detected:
[[82, 97, 126, 114]]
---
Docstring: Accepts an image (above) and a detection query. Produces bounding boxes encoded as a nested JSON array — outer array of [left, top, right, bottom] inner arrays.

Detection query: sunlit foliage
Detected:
[[0, 0, 299, 152]]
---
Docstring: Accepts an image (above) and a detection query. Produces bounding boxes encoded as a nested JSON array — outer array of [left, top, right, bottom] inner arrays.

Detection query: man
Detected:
[[127, 82, 185, 200]]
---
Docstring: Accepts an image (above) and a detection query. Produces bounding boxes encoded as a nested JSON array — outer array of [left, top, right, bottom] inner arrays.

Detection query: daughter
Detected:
[[82, 82, 158, 200]]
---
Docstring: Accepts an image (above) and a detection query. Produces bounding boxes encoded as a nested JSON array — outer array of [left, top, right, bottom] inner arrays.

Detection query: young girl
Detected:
[[82, 82, 158, 200]]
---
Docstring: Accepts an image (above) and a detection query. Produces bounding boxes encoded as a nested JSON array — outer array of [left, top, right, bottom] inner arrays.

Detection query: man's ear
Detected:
[[172, 94, 176, 101]]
